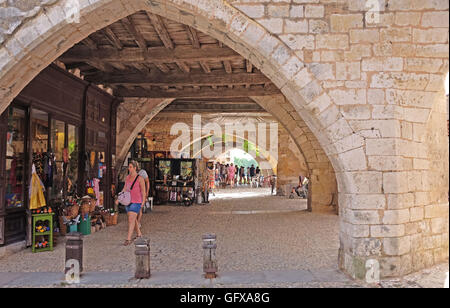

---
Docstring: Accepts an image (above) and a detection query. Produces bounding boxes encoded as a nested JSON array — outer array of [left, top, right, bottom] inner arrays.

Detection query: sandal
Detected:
[[130, 235, 142, 242], [123, 239, 132, 246]]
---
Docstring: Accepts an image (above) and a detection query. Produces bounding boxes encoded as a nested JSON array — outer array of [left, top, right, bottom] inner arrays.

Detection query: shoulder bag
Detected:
[[118, 175, 139, 206]]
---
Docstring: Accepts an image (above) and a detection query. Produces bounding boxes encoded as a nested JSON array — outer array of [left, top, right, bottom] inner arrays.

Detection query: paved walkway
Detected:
[[0, 263, 448, 288], [0, 187, 448, 287], [0, 188, 337, 273]]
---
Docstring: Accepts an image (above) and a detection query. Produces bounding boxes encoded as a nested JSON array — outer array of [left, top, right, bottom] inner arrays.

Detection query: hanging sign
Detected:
[[90, 151, 96, 168]]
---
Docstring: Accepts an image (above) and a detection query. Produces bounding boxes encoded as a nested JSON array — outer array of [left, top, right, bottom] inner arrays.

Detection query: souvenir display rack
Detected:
[[32, 210, 54, 253], [153, 158, 197, 205], [56, 194, 118, 236]]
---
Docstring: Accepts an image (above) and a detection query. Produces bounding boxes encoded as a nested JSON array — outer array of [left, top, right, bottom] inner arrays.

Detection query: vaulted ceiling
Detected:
[[58, 11, 280, 105]]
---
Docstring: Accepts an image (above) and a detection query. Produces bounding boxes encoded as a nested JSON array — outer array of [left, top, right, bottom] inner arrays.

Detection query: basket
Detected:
[[104, 213, 113, 226], [89, 199, 96, 213], [100, 211, 108, 222], [111, 213, 118, 225], [68, 205, 79, 219]]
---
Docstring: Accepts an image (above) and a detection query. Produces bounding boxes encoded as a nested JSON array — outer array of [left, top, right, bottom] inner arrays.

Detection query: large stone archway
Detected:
[[119, 98, 328, 208], [0, 0, 448, 279], [116, 98, 174, 164]]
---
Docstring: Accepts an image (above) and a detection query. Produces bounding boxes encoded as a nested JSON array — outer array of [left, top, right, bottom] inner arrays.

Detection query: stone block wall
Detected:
[[227, 0, 449, 278]]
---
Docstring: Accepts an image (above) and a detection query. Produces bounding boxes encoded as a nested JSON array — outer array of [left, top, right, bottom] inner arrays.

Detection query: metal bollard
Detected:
[[135, 237, 151, 279], [202, 234, 218, 279], [65, 232, 83, 273]]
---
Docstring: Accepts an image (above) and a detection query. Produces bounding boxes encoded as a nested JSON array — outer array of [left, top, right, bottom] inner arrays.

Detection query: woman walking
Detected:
[[225, 164, 230, 185], [122, 160, 146, 246], [228, 163, 236, 188]]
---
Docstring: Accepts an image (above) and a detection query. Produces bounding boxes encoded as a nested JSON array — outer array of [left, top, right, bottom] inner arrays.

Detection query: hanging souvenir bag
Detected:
[[29, 164, 46, 210], [170, 191, 177, 202]]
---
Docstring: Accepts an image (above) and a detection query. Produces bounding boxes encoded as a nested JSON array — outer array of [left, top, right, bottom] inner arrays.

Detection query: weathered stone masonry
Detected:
[[0, 0, 448, 279]]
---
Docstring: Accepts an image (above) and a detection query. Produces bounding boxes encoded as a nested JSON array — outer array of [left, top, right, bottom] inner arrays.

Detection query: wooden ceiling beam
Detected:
[[65, 62, 91, 70], [165, 102, 263, 108], [110, 62, 127, 71], [86, 61, 114, 72], [186, 26, 201, 49], [175, 61, 190, 73], [115, 84, 281, 98], [81, 37, 98, 50], [175, 97, 256, 103], [131, 63, 149, 73], [85, 71, 270, 87], [121, 16, 147, 50], [162, 105, 266, 113], [224, 60, 232, 74], [246, 59, 253, 73], [155, 63, 170, 73], [60, 45, 242, 64], [103, 27, 123, 50], [199, 61, 211, 73], [146, 12, 174, 50]]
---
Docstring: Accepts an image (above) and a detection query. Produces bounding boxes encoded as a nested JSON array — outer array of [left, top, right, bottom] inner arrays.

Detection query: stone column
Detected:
[[337, 83, 449, 279], [276, 126, 308, 196]]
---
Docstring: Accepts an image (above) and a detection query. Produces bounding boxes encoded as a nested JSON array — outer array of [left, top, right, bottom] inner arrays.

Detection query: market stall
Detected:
[[0, 64, 120, 248], [153, 158, 199, 206]]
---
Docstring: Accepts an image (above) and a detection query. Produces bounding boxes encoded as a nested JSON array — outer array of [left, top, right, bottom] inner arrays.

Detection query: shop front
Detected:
[[124, 133, 209, 207], [0, 64, 119, 247]]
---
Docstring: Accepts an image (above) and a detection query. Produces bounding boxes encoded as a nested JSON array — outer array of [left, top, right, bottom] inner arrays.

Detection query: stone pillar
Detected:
[[277, 126, 337, 212], [337, 84, 449, 280], [276, 126, 308, 196]]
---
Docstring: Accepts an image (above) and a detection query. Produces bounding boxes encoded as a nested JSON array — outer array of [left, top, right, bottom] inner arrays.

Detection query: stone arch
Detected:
[[0, 0, 345, 158], [0, 1, 345, 207], [180, 133, 280, 173], [211, 146, 278, 175], [0, 0, 349, 273], [252, 95, 337, 208], [3, 0, 439, 279], [116, 98, 174, 167]]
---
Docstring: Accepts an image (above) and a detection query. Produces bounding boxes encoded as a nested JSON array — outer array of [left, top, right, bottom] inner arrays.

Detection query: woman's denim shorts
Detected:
[[126, 203, 141, 214]]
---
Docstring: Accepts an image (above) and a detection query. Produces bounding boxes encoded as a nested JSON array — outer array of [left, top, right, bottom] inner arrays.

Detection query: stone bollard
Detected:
[[65, 232, 83, 274], [202, 234, 218, 279], [135, 237, 151, 279]]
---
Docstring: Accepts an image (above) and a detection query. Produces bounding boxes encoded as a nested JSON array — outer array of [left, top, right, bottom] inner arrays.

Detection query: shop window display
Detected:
[[5, 107, 26, 209], [153, 158, 198, 205], [50, 120, 65, 200], [67, 124, 79, 195], [31, 109, 48, 153], [180, 161, 194, 180], [0, 66, 118, 247], [156, 160, 172, 181], [31, 109, 52, 191]]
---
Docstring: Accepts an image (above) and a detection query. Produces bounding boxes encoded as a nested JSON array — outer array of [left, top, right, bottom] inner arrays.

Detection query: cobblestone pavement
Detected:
[[0, 188, 337, 273], [379, 262, 449, 288], [0, 187, 448, 288]]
